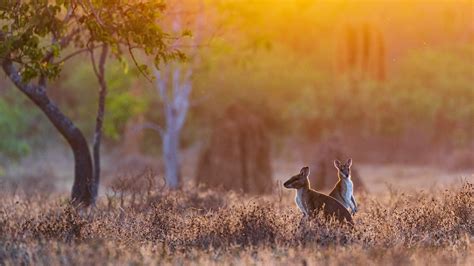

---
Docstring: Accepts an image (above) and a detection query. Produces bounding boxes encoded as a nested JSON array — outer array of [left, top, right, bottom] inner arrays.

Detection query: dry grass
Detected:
[[0, 174, 473, 265]]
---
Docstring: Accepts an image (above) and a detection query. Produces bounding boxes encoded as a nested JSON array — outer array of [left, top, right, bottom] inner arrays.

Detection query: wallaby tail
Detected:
[[333, 202, 354, 226]]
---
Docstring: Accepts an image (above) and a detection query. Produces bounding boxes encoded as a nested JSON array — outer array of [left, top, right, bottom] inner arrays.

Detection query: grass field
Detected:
[[1, 170, 472, 265]]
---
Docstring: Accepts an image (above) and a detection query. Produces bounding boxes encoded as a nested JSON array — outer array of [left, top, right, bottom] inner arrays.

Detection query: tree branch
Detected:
[[132, 121, 164, 136], [57, 46, 102, 65], [154, 65, 169, 103], [128, 39, 153, 83], [62, 3, 76, 24], [85, 0, 106, 27], [90, 48, 100, 80], [42, 28, 81, 63]]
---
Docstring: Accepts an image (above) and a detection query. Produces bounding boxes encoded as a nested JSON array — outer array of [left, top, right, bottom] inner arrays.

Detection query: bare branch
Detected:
[[153, 66, 169, 103], [85, 0, 106, 27], [132, 121, 164, 136], [62, 3, 76, 24], [57, 46, 102, 65], [128, 40, 153, 83], [89, 48, 100, 81], [171, 63, 181, 97], [90, 44, 108, 82], [98, 45, 108, 77], [42, 28, 81, 63], [176, 93, 190, 130]]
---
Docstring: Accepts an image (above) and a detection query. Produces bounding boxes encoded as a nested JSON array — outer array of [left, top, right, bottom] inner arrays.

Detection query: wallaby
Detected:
[[329, 158, 358, 215], [284, 166, 353, 225]]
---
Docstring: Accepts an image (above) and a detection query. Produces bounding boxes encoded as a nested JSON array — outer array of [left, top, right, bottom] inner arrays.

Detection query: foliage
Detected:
[[56, 61, 147, 140], [0, 0, 184, 82], [390, 45, 474, 124], [104, 66, 148, 140], [0, 175, 472, 264], [0, 97, 34, 159], [1, 0, 472, 156], [190, 42, 473, 142]]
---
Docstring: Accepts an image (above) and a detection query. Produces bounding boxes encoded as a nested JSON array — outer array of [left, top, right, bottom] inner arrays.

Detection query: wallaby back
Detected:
[[308, 190, 354, 224]]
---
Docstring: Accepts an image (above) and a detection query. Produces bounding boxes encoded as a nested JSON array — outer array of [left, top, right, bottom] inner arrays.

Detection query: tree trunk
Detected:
[[2, 59, 95, 206], [154, 63, 190, 190], [162, 122, 181, 189], [91, 45, 109, 198]]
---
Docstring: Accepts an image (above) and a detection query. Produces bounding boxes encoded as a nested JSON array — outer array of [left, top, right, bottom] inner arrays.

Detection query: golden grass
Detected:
[[0, 176, 472, 265]]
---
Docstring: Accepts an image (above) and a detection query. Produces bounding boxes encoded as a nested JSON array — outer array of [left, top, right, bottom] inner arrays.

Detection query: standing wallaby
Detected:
[[329, 158, 358, 215], [284, 166, 353, 225]]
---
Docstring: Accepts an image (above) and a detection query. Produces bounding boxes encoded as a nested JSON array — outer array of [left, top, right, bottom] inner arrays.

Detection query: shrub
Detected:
[[0, 178, 472, 265]]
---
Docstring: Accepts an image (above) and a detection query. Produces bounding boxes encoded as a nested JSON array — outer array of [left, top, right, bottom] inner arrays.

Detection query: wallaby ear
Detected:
[[334, 160, 341, 169], [347, 158, 352, 167], [300, 166, 310, 178]]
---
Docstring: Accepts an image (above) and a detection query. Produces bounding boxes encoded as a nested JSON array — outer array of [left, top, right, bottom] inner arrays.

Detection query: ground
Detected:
[[1, 150, 473, 265], [1, 172, 473, 265]]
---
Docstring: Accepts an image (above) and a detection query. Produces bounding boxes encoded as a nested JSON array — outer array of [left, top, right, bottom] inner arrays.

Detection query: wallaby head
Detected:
[[334, 158, 352, 179], [284, 166, 310, 189]]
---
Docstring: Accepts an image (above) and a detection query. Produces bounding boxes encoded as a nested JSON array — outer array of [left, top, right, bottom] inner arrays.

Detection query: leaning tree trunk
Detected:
[[2, 59, 95, 206]]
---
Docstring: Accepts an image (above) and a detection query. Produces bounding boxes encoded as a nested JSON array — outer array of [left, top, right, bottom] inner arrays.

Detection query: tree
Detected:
[[0, 1, 182, 206], [153, 58, 192, 189], [90, 44, 108, 199], [139, 0, 208, 189]]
